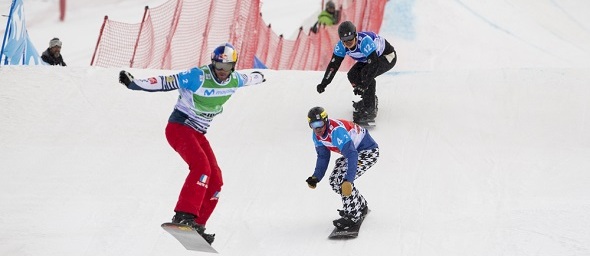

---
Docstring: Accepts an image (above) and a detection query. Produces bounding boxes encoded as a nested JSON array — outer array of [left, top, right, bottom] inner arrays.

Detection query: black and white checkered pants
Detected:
[[328, 148, 379, 222]]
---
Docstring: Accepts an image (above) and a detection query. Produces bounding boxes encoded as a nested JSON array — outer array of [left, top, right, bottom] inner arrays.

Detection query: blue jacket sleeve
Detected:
[[339, 140, 358, 182], [312, 146, 331, 182]]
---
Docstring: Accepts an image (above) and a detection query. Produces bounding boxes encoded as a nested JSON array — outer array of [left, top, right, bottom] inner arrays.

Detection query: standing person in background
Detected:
[[310, 1, 340, 33], [305, 106, 379, 230], [118, 43, 266, 245], [315, 21, 397, 123], [41, 38, 66, 66]]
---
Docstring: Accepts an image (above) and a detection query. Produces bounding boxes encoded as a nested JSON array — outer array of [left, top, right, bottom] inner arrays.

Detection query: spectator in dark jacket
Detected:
[[41, 38, 66, 66]]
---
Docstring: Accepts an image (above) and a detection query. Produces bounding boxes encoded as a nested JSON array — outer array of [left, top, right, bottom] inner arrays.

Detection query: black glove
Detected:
[[317, 83, 327, 94], [353, 83, 367, 95], [358, 82, 368, 91], [119, 70, 134, 87], [353, 87, 364, 95], [306, 176, 318, 189], [251, 71, 266, 82]]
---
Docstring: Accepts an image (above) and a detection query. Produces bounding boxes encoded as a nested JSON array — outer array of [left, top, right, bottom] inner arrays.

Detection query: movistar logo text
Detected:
[[202, 88, 236, 96]]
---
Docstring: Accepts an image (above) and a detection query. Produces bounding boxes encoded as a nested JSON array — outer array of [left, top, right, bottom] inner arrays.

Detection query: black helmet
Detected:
[[326, 1, 335, 10], [308, 106, 328, 128], [338, 21, 357, 41]]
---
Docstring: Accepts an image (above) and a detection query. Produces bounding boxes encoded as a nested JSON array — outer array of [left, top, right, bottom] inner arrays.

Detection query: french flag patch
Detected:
[[211, 191, 220, 200], [197, 174, 209, 187]]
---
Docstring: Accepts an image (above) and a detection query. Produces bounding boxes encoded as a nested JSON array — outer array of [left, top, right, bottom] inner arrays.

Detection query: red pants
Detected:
[[165, 122, 223, 226]]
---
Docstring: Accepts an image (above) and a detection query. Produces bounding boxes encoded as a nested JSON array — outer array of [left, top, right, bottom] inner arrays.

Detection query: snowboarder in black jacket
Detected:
[[316, 21, 397, 123]]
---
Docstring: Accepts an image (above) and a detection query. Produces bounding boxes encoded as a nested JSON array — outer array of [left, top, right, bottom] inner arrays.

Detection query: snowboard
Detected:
[[328, 210, 370, 239], [353, 114, 376, 128], [356, 119, 376, 128], [161, 222, 218, 253]]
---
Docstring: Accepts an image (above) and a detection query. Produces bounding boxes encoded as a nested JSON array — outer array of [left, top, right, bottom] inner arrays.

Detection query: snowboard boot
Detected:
[[360, 205, 369, 218], [337, 206, 369, 218], [333, 206, 368, 230], [353, 95, 378, 123], [353, 100, 368, 122], [352, 99, 365, 112], [333, 215, 357, 230], [374, 95, 379, 114], [172, 212, 215, 244], [365, 95, 378, 120], [354, 107, 377, 123], [353, 112, 364, 123], [332, 215, 358, 230]]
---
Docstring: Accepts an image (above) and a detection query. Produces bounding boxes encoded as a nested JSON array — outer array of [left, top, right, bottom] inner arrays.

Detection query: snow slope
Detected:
[[1, 0, 590, 255]]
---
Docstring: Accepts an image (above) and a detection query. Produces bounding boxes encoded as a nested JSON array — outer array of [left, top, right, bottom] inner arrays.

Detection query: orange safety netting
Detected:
[[90, 0, 388, 71]]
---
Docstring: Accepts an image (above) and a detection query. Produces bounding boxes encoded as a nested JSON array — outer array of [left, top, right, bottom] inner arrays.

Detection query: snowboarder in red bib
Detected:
[[305, 106, 379, 230]]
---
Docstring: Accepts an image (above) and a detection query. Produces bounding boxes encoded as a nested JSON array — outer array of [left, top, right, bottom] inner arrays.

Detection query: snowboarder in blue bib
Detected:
[[315, 21, 397, 123]]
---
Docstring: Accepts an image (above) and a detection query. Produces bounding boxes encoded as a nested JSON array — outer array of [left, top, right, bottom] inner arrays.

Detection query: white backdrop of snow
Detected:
[[1, 0, 590, 255]]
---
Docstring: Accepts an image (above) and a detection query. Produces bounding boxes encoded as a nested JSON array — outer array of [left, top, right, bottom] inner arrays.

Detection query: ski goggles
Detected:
[[340, 33, 356, 43], [310, 120, 325, 129], [213, 62, 235, 71]]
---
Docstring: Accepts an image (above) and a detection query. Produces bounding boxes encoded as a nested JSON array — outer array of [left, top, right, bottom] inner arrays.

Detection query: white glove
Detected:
[[251, 71, 266, 82]]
